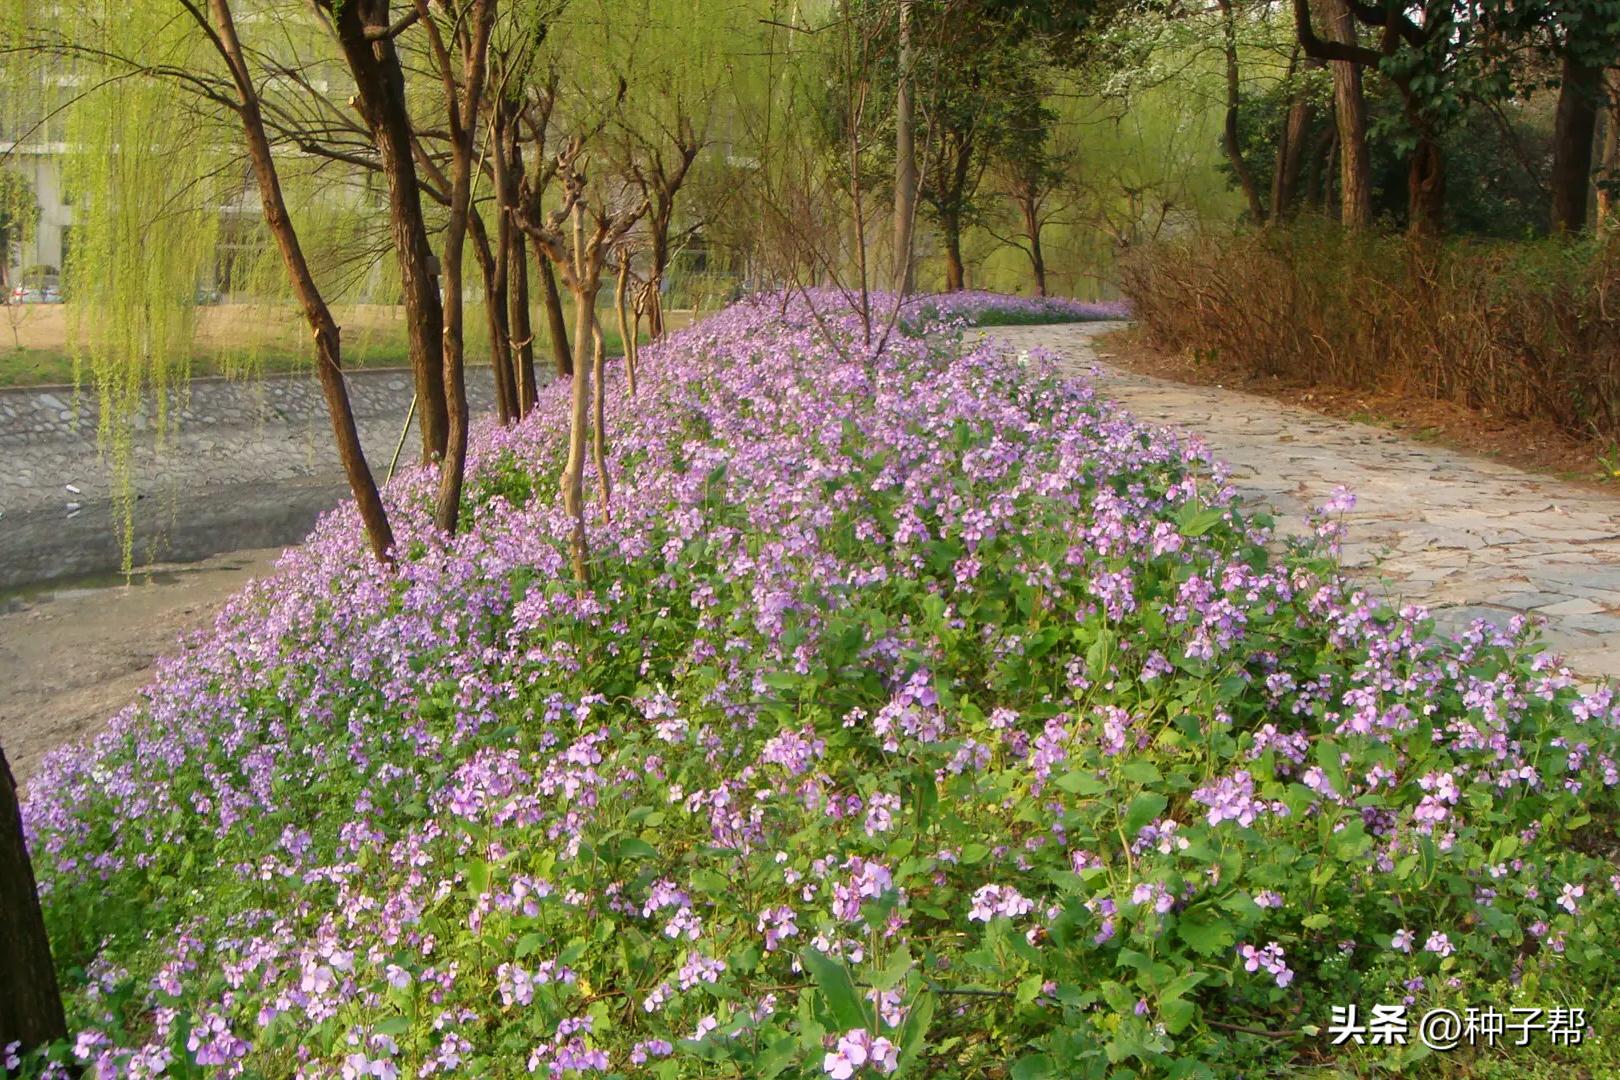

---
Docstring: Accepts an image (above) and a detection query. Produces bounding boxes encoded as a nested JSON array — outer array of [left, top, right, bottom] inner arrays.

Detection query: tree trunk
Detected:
[[1323, 0, 1372, 229], [892, 0, 917, 294], [1271, 55, 1320, 219], [1551, 52, 1604, 235], [211, 0, 394, 564], [615, 257, 637, 397], [538, 256, 573, 377], [1, 746, 66, 1066], [1599, 68, 1620, 229], [510, 228, 538, 413], [1407, 133, 1446, 235], [431, 0, 494, 537], [561, 209, 593, 584], [1218, 0, 1267, 225], [327, 0, 448, 462], [470, 213, 515, 425], [942, 211, 965, 292], [1017, 192, 1047, 296], [590, 311, 610, 520], [647, 219, 669, 339]]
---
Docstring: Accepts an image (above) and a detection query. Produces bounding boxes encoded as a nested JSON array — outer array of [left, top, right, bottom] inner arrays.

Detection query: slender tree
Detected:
[[892, 0, 918, 293], [319, 0, 450, 461]]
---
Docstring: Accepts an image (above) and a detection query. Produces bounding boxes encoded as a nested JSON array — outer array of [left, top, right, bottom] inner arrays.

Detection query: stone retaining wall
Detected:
[[0, 367, 500, 588]]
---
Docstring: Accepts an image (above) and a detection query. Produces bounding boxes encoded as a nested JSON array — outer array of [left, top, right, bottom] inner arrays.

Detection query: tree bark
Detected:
[[647, 220, 668, 339], [1551, 52, 1604, 234], [615, 256, 637, 397], [326, 0, 448, 462], [562, 207, 593, 584], [510, 228, 538, 413], [537, 256, 573, 377], [892, 0, 917, 293], [1, 745, 66, 1066], [1407, 133, 1446, 235], [1271, 55, 1321, 220], [590, 310, 610, 520], [1218, 0, 1267, 224], [470, 213, 515, 425], [1322, 0, 1372, 229], [1599, 68, 1620, 229], [429, 0, 494, 537], [1015, 190, 1047, 296], [211, 0, 394, 564], [941, 211, 965, 291]]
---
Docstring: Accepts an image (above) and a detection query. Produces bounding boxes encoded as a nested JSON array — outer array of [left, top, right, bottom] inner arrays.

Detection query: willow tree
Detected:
[[5, 1, 398, 562]]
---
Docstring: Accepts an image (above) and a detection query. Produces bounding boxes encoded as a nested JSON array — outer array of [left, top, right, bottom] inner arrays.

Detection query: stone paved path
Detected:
[[980, 322, 1620, 681]]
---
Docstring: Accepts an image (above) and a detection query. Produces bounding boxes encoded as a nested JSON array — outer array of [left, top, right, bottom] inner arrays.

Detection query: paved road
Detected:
[[981, 322, 1620, 681]]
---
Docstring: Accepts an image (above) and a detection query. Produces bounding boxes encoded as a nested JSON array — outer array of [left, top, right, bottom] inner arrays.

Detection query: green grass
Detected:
[[0, 321, 638, 389]]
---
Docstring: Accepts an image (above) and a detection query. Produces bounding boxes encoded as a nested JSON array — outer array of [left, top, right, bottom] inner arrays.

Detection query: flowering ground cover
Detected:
[[900, 291, 1128, 327], [14, 293, 1620, 1077]]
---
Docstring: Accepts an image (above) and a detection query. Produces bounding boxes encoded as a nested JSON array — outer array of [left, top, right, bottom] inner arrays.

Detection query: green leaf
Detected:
[[1011, 1054, 1056, 1080], [1120, 760, 1162, 785], [1123, 792, 1168, 837], [801, 950, 869, 1032], [900, 991, 936, 1062], [615, 837, 657, 860], [1054, 771, 1108, 796], [1177, 913, 1236, 957], [1086, 628, 1115, 678], [960, 843, 991, 865], [1161, 997, 1197, 1035], [1179, 507, 1226, 537]]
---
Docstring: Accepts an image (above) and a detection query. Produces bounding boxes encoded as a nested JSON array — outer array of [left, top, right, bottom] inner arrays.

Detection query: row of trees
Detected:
[[1150, 0, 1620, 236]]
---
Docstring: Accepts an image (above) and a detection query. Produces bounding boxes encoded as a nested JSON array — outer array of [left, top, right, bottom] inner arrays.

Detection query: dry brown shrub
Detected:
[[1120, 226, 1620, 442]]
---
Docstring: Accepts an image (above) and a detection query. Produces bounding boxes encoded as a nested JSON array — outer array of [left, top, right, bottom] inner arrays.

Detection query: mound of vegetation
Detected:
[[18, 295, 1620, 1077], [904, 291, 1128, 328]]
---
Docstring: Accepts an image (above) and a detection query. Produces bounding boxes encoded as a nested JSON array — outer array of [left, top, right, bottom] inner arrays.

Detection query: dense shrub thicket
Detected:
[[15, 293, 1620, 1078], [1121, 228, 1620, 445]]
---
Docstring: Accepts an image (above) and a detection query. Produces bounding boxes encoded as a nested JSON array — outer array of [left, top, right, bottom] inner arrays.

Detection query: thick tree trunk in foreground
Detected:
[[538, 257, 573, 377], [1, 745, 66, 1065], [1323, 0, 1372, 229], [327, 0, 449, 462], [211, 0, 395, 563], [1551, 52, 1604, 234]]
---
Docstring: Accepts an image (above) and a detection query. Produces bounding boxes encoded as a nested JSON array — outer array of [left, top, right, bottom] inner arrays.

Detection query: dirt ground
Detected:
[[0, 547, 285, 788]]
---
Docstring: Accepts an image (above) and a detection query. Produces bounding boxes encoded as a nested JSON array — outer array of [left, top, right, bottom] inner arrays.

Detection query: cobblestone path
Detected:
[[981, 322, 1620, 681]]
